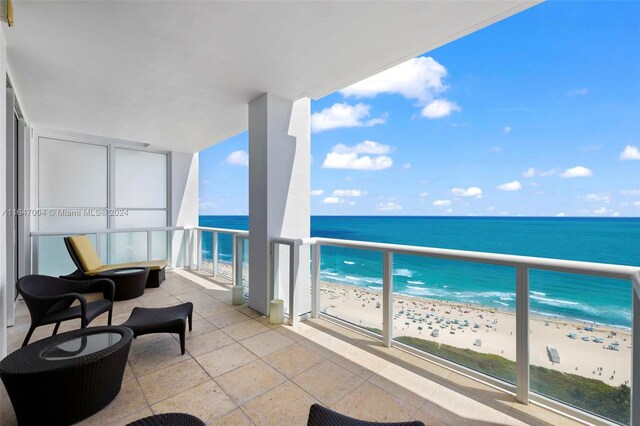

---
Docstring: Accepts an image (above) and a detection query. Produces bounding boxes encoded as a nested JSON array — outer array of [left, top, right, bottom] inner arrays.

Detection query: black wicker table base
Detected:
[[0, 326, 133, 426]]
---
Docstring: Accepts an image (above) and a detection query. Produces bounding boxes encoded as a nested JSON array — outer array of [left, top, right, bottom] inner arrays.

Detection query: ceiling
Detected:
[[4, 1, 539, 153]]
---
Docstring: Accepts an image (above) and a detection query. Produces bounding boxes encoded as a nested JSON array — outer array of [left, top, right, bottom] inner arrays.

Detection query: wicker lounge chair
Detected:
[[307, 404, 425, 426], [127, 413, 206, 426], [16, 274, 115, 346], [63, 234, 167, 287]]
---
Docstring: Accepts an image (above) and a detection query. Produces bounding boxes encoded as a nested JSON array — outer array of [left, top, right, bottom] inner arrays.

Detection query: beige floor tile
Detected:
[[1, 390, 17, 426], [242, 381, 318, 426], [105, 407, 154, 425], [239, 329, 295, 357], [152, 380, 237, 424], [234, 304, 262, 318], [332, 381, 417, 423], [122, 362, 136, 383], [262, 343, 325, 378], [215, 360, 287, 405], [291, 360, 364, 406], [411, 408, 448, 426], [129, 343, 188, 377], [506, 401, 582, 426], [272, 321, 322, 341], [77, 378, 148, 425], [194, 300, 236, 317], [129, 333, 177, 356], [183, 329, 234, 357], [207, 309, 253, 329], [368, 363, 442, 408], [138, 358, 210, 405], [211, 408, 255, 426], [195, 343, 258, 378], [183, 317, 218, 337], [222, 320, 270, 341], [420, 382, 510, 425]]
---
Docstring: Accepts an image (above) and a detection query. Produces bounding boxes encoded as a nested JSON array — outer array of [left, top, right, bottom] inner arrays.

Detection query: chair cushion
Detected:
[[136, 260, 169, 270], [68, 235, 104, 272], [87, 260, 168, 275]]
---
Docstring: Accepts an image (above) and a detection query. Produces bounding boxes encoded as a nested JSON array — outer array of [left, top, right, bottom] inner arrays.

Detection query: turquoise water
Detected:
[[199, 216, 640, 327]]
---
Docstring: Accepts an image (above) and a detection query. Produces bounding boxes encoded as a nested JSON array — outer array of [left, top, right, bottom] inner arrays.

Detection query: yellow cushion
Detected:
[[68, 235, 104, 273], [137, 260, 168, 270]]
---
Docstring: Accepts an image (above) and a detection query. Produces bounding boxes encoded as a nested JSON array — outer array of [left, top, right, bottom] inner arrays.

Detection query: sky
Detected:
[[199, 1, 640, 217]]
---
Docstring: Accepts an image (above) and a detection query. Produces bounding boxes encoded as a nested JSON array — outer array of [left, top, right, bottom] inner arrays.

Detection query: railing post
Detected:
[[96, 233, 104, 262], [32, 235, 39, 275], [231, 234, 244, 305], [516, 266, 530, 404], [383, 251, 393, 347], [146, 230, 152, 262], [196, 230, 202, 270], [311, 243, 321, 318], [632, 272, 640, 426], [289, 242, 300, 326], [212, 232, 218, 277]]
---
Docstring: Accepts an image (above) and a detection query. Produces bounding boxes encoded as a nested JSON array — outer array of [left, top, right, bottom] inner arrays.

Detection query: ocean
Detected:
[[199, 216, 640, 327]]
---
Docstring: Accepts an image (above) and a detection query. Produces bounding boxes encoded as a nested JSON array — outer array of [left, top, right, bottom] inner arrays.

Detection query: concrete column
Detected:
[[248, 93, 310, 315]]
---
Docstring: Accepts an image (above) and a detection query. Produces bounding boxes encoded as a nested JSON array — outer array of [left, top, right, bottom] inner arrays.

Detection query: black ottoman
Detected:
[[96, 267, 150, 301], [127, 413, 206, 426], [121, 303, 193, 355], [0, 326, 133, 425]]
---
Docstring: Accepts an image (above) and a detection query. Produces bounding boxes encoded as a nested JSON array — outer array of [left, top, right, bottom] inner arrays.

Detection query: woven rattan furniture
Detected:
[[127, 413, 206, 426], [94, 267, 150, 301], [16, 274, 115, 346], [0, 326, 133, 425], [121, 302, 193, 355], [307, 404, 425, 426]]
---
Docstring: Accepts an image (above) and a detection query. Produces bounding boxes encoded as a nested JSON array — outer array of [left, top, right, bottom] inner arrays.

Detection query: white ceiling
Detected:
[[4, 1, 538, 153]]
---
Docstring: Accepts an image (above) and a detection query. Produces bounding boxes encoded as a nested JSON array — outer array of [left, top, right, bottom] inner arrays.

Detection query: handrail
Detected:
[[194, 226, 248, 237], [274, 236, 639, 280], [31, 226, 187, 236]]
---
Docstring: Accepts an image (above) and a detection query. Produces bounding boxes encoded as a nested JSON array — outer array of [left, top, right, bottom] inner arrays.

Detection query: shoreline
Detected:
[[320, 281, 631, 386]]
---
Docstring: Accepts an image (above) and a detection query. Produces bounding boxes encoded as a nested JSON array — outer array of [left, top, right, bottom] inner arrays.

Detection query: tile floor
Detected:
[[1, 270, 583, 426]]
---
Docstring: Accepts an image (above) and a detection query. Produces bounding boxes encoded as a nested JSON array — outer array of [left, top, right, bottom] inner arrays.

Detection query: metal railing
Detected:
[[271, 235, 639, 426], [193, 227, 249, 290]]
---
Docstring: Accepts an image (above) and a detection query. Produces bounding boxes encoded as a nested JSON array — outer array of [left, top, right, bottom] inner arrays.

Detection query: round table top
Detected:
[[100, 268, 147, 276], [42, 332, 122, 360], [0, 326, 133, 374]]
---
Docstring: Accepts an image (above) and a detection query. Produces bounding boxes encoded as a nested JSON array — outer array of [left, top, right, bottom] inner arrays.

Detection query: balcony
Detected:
[[9, 226, 636, 425], [2, 268, 585, 425]]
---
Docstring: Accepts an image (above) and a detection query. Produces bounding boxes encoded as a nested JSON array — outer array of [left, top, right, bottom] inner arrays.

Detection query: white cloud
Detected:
[[446, 208, 453, 213], [332, 189, 364, 197], [560, 166, 593, 178], [593, 207, 619, 216], [322, 141, 393, 171], [522, 167, 558, 178], [421, 99, 460, 119], [496, 181, 522, 191], [311, 103, 385, 133], [340, 56, 459, 119], [376, 202, 402, 212], [225, 150, 248, 166], [566, 88, 589, 96], [310, 189, 325, 196], [634, 201, 640, 207], [503, 126, 511, 134], [451, 187, 482, 198], [556, 212, 566, 217], [621, 189, 640, 196], [583, 193, 611, 203], [620, 145, 640, 161], [341, 57, 448, 102], [433, 199, 451, 206], [402, 163, 412, 170], [419, 192, 429, 200], [322, 196, 342, 204]]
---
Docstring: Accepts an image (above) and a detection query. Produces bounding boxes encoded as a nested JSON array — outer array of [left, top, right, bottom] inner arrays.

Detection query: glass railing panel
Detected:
[[391, 255, 516, 384], [109, 232, 147, 264], [319, 245, 383, 336], [216, 233, 233, 279], [529, 270, 631, 425], [200, 231, 214, 273], [151, 231, 168, 260], [242, 238, 249, 295], [38, 234, 95, 276]]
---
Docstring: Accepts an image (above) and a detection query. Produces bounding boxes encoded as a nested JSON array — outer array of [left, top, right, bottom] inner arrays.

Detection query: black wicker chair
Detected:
[[16, 274, 115, 346], [127, 413, 206, 426], [307, 404, 425, 426]]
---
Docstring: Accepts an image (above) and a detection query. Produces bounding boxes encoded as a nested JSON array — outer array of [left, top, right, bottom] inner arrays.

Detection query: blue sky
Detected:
[[199, 1, 640, 217]]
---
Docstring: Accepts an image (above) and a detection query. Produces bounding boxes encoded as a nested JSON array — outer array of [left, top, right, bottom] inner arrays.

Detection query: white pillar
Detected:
[[248, 93, 310, 315], [0, 28, 8, 359]]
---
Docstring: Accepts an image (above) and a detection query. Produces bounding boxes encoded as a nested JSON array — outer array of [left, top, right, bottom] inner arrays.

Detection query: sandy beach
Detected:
[[320, 282, 631, 386]]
